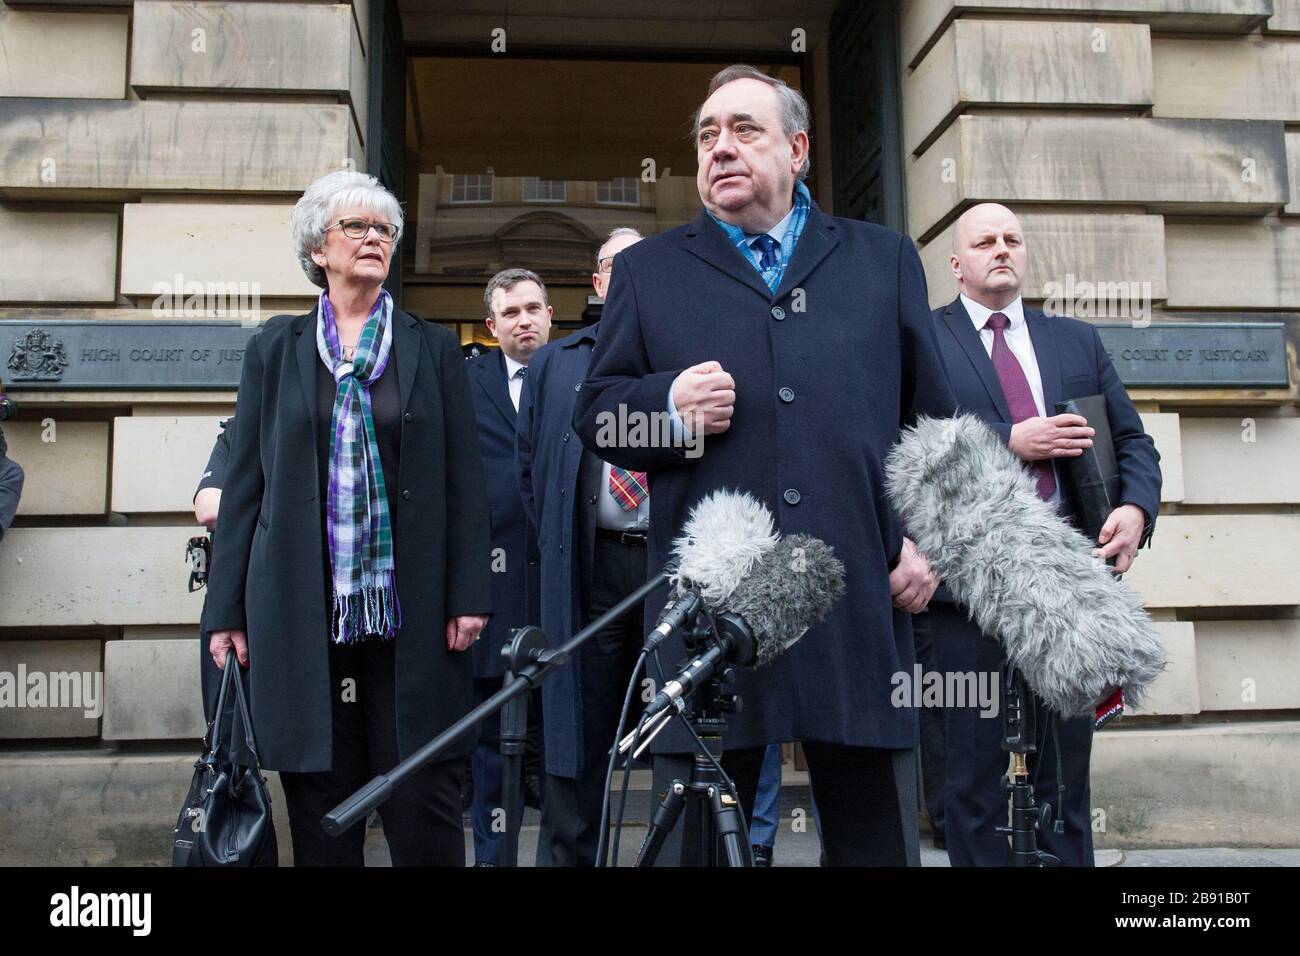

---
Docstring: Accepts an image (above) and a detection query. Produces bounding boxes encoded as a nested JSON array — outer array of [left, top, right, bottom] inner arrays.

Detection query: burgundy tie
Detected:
[[985, 312, 1056, 501]]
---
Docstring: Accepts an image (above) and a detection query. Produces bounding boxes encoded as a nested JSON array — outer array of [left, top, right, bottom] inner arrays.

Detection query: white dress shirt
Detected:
[[503, 352, 527, 413]]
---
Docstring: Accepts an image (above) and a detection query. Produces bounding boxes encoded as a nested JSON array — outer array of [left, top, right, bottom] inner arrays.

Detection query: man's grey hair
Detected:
[[691, 64, 812, 180], [484, 268, 549, 320], [290, 170, 404, 289], [597, 227, 644, 266]]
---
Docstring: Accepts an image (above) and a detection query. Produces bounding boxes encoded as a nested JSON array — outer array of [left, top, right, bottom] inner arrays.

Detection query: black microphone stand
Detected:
[[631, 614, 754, 868], [997, 661, 1061, 867], [321, 569, 672, 865]]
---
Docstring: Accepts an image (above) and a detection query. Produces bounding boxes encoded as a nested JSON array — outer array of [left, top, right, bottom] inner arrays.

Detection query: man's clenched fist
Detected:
[[671, 361, 735, 436]]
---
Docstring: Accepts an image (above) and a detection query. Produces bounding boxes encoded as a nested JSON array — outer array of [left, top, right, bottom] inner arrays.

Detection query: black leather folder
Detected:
[[1054, 394, 1119, 545]]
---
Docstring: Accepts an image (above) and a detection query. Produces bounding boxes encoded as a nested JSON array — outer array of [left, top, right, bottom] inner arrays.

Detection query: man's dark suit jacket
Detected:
[[574, 201, 957, 753], [204, 307, 493, 773], [930, 295, 1162, 605], [466, 347, 540, 680]]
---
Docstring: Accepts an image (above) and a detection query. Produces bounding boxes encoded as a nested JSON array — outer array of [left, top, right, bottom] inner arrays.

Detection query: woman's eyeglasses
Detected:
[[328, 219, 398, 242]]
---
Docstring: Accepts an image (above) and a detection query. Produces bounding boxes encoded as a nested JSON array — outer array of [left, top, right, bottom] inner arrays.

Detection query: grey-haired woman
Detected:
[[205, 170, 493, 866]]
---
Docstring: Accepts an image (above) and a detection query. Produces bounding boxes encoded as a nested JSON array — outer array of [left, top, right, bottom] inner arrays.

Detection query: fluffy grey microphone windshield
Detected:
[[670, 490, 845, 667], [671, 489, 779, 606], [724, 534, 846, 667], [884, 413, 1166, 718]]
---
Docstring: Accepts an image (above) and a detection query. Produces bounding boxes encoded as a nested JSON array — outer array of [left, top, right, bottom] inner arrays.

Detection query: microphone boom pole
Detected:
[[320, 568, 673, 852]]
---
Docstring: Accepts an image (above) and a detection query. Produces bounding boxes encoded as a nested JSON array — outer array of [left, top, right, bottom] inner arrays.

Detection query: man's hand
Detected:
[[890, 537, 938, 614], [1096, 504, 1146, 574], [210, 629, 248, 669], [671, 361, 735, 436], [446, 614, 491, 652], [195, 487, 222, 530], [1009, 414, 1094, 461]]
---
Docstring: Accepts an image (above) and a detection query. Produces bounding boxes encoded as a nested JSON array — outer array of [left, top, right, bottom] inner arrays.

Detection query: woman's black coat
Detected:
[[205, 306, 493, 773]]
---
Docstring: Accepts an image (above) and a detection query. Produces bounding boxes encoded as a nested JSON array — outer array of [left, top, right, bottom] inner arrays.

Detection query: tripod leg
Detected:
[[634, 780, 688, 868], [709, 786, 754, 867]]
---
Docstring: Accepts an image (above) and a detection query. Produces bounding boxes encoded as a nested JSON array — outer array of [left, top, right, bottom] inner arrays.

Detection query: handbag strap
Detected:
[[204, 653, 239, 758], [227, 653, 266, 772]]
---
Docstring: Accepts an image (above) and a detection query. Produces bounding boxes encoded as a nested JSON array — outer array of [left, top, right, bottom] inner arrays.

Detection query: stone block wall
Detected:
[[0, 1, 368, 866]]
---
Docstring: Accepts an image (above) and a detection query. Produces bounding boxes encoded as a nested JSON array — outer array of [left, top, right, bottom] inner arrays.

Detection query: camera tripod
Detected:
[[632, 623, 754, 868], [998, 662, 1061, 867]]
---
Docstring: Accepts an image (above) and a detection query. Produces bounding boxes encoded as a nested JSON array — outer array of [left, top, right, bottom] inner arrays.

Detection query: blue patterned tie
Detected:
[[751, 234, 780, 271]]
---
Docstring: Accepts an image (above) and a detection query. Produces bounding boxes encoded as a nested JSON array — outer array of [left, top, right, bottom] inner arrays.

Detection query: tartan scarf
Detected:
[[316, 289, 401, 644]]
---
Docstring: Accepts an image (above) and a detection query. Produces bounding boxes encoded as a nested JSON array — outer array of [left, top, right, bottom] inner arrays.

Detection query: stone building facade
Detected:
[[0, 0, 1296, 863]]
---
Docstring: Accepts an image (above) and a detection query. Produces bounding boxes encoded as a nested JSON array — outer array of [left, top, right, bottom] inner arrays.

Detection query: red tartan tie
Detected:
[[608, 466, 648, 511]]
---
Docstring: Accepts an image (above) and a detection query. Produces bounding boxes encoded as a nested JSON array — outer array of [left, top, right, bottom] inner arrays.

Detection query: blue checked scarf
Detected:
[[708, 179, 811, 293], [316, 289, 401, 643]]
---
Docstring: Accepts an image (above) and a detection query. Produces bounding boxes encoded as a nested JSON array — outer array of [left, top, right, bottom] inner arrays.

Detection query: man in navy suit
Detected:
[[466, 268, 550, 865], [517, 227, 650, 866], [922, 202, 1162, 866], [574, 65, 956, 865]]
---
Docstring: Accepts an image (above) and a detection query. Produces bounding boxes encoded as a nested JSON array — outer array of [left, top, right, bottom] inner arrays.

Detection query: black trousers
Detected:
[[278, 636, 465, 867], [926, 600, 1095, 867], [648, 742, 920, 866], [537, 536, 647, 866], [911, 611, 947, 839]]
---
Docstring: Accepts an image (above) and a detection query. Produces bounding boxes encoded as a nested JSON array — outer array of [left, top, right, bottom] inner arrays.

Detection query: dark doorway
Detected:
[[829, 0, 906, 231]]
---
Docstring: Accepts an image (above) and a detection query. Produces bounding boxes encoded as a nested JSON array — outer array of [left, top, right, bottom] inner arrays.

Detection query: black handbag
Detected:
[[172, 653, 279, 866]]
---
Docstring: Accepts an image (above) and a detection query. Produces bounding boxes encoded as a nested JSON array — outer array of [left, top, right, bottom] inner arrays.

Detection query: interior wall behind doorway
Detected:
[[401, 55, 802, 343]]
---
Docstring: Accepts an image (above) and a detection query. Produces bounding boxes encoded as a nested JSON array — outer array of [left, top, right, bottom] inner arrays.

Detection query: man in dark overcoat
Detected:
[[517, 227, 646, 866], [574, 65, 956, 865]]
